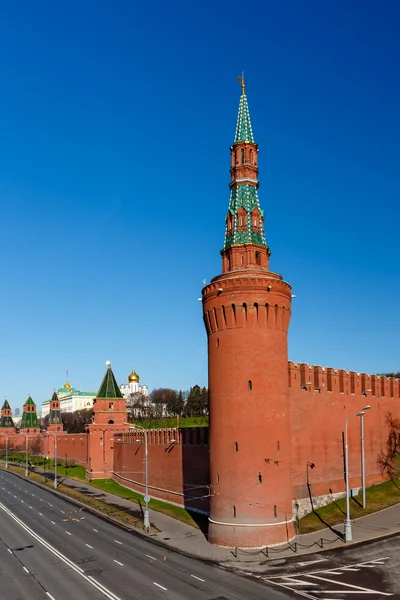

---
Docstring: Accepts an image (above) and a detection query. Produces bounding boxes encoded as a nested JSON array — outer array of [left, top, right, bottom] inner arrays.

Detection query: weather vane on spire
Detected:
[[238, 71, 245, 94]]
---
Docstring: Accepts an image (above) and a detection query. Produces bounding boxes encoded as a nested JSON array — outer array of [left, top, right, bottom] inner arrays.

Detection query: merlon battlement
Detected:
[[288, 361, 400, 399]]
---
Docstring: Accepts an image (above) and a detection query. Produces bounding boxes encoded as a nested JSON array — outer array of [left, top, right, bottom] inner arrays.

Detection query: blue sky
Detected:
[[1, 1, 399, 411]]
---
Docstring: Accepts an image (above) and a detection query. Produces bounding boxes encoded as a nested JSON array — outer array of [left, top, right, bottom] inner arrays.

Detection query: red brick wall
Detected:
[[112, 428, 209, 513], [289, 362, 400, 500]]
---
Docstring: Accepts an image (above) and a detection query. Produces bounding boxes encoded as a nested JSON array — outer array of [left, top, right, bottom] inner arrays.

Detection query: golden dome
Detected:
[[128, 366, 140, 383], [64, 381, 72, 390]]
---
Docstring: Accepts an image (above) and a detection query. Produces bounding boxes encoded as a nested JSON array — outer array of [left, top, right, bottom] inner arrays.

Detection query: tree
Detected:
[[151, 388, 179, 418], [61, 408, 92, 434], [184, 385, 209, 417], [377, 412, 400, 479]]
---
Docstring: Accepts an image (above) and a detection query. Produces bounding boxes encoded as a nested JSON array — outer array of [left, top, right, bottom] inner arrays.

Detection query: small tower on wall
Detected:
[[86, 362, 129, 479], [48, 390, 63, 432], [0, 398, 16, 433], [202, 77, 294, 548], [20, 396, 39, 433]]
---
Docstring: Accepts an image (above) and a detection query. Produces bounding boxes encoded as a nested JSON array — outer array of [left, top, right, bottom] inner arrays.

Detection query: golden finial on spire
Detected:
[[238, 71, 245, 94]]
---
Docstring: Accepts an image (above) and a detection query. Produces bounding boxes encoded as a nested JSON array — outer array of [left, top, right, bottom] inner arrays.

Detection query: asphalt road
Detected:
[[0, 469, 293, 600], [261, 533, 400, 599]]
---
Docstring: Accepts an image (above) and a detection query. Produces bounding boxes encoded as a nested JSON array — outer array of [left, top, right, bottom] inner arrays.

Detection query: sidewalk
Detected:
[[6, 465, 400, 572]]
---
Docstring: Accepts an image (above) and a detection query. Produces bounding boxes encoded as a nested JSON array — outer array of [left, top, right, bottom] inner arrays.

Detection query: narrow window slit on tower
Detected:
[[216, 474, 220, 484], [216, 338, 219, 348], [241, 148, 244, 164], [277, 440, 280, 451], [274, 505, 277, 518], [235, 442, 238, 452], [233, 505, 236, 517], [258, 472, 262, 484], [248, 380, 252, 391]]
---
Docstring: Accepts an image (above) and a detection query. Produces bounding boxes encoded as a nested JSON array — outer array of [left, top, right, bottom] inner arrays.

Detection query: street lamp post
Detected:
[[5, 434, 8, 469], [125, 423, 150, 530], [54, 433, 58, 490], [25, 434, 29, 477], [344, 405, 371, 542], [360, 404, 371, 509]]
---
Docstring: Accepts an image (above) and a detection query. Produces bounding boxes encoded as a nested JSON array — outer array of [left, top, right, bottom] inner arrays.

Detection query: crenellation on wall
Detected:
[[288, 361, 400, 399]]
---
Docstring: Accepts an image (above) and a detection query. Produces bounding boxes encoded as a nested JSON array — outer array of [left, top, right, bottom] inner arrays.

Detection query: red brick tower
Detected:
[[202, 77, 294, 548], [86, 361, 129, 479], [48, 390, 63, 432]]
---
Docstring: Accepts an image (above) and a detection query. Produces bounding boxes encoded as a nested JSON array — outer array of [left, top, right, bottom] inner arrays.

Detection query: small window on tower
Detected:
[[241, 148, 244, 164], [109, 402, 114, 410], [250, 149, 253, 164], [256, 251, 261, 266], [248, 380, 252, 391]]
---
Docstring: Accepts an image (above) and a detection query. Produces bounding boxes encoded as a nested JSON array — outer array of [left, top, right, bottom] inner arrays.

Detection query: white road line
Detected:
[[66, 531, 71, 535], [93, 528, 98, 532], [297, 559, 328, 567], [146, 554, 156, 560], [46, 593, 56, 600], [29, 506, 32, 509], [0, 501, 122, 600], [153, 582, 167, 591], [39, 513, 43, 516], [48, 503, 53, 507], [191, 574, 205, 582], [341, 567, 360, 572], [7, 549, 12, 554], [114, 560, 124, 566], [114, 540, 122, 545], [21, 500, 24, 503], [306, 574, 393, 595], [23, 566, 29, 574], [51, 521, 56, 525], [281, 578, 317, 586], [61, 510, 65, 514], [86, 544, 93, 549], [319, 571, 343, 575]]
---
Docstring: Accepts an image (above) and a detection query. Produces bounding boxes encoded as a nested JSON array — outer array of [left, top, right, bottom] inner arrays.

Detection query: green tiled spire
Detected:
[[97, 362, 123, 399], [234, 84, 254, 144], [49, 390, 62, 426], [224, 186, 266, 248], [0, 398, 15, 428], [20, 396, 39, 429]]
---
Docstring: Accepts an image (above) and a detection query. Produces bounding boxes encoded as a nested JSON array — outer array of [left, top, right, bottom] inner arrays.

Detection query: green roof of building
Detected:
[[2, 398, 11, 410], [24, 396, 36, 407], [234, 87, 254, 144], [0, 416, 14, 428], [97, 363, 123, 399]]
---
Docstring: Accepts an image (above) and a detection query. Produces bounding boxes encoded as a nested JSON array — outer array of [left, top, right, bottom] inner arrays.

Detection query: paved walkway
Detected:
[[8, 465, 400, 571]]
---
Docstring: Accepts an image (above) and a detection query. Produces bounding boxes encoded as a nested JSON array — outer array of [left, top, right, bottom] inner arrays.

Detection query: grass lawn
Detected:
[[132, 416, 209, 429], [298, 479, 400, 534]]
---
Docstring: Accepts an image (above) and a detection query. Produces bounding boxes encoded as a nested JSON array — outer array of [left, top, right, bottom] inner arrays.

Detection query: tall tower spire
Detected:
[[202, 79, 294, 549], [222, 79, 270, 273]]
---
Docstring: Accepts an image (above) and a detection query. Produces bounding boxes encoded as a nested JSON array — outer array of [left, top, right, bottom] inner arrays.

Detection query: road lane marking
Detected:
[[297, 559, 327, 567], [93, 528, 98, 532], [7, 549, 12, 554], [306, 574, 393, 595], [39, 513, 43, 516], [281, 578, 317, 586], [191, 574, 205, 582], [114, 540, 122, 544], [66, 531, 71, 535], [29, 506, 32, 509], [114, 560, 124, 566], [341, 567, 360, 572], [51, 521, 56, 524], [48, 503, 53, 507], [61, 510, 65, 513], [0, 501, 122, 600], [23, 566, 29, 574], [146, 554, 156, 560], [46, 593, 56, 599], [154, 583, 167, 591], [86, 544, 93, 549]]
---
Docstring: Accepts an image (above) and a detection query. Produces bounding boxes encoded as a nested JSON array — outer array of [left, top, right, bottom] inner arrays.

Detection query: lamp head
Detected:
[[362, 405, 371, 411]]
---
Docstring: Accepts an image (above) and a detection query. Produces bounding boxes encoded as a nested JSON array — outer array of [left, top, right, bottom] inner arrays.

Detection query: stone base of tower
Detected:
[[208, 518, 295, 549]]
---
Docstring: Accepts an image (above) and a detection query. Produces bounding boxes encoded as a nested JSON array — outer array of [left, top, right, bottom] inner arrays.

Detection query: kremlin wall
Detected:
[[1, 81, 399, 549]]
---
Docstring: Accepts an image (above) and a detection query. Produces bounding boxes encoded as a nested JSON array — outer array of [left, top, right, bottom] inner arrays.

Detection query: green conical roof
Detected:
[[2, 398, 11, 410], [97, 363, 123, 399], [24, 396, 36, 407], [234, 88, 254, 144], [51, 390, 59, 402]]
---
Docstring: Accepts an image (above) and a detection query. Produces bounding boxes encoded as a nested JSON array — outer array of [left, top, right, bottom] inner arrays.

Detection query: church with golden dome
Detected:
[[120, 366, 149, 398]]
